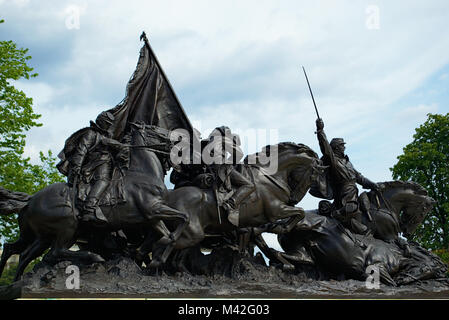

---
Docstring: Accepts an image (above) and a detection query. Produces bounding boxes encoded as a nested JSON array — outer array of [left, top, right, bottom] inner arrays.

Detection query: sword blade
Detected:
[[302, 66, 320, 119]]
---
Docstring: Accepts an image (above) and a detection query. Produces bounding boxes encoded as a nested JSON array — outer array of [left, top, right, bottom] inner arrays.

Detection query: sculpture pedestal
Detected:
[[18, 255, 449, 299]]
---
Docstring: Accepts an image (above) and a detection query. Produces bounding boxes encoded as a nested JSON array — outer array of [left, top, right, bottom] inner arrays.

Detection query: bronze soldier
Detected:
[[315, 118, 379, 234], [203, 126, 255, 227], [57, 111, 129, 223]]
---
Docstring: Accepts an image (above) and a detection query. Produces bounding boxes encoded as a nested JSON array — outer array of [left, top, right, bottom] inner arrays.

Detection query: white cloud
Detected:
[[395, 103, 439, 120], [3, 0, 447, 165]]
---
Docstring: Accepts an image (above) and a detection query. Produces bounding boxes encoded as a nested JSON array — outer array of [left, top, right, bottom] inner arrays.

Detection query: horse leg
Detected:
[[14, 239, 50, 281], [266, 204, 305, 234], [135, 227, 161, 266], [0, 240, 29, 279], [0, 207, 37, 278], [177, 249, 194, 273], [253, 234, 295, 271], [238, 230, 252, 256], [150, 202, 189, 241], [149, 240, 176, 269], [149, 218, 205, 269], [143, 202, 192, 268], [46, 227, 104, 265]]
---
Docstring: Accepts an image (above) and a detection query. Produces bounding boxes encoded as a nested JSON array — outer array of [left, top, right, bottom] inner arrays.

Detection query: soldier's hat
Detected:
[[207, 126, 241, 146], [330, 138, 346, 149], [96, 111, 115, 126], [90, 111, 115, 134]]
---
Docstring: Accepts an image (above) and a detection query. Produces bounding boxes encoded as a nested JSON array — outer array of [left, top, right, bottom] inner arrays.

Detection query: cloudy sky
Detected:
[[2, 0, 449, 248]]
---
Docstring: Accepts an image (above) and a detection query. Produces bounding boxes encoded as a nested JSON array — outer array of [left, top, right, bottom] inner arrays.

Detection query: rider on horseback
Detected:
[[57, 111, 130, 223], [203, 126, 256, 227], [314, 118, 379, 234]]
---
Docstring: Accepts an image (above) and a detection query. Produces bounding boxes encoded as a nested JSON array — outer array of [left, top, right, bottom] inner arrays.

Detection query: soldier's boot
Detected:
[[341, 202, 369, 235], [348, 209, 369, 235], [224, 199, 239, 227], [350, 218, 368, 235], [82, 198, 108, 223], [225, 183, 256, 227], [82, 180, 109, 223], [358, 192, 373, 221]]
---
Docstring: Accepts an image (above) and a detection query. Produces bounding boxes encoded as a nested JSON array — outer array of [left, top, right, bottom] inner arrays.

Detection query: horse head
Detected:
[[373, 181, 435, 237], [272, 142, 324, 205], [126, 122, 169, 180]]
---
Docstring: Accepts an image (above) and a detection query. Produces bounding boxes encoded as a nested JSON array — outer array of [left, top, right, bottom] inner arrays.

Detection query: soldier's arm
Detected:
[[101, 137, 130, 169], [315, 119, 335, 163], [101, 137, 125, 151], [355, 170, 378, 190], [70, 134, 91, 171]]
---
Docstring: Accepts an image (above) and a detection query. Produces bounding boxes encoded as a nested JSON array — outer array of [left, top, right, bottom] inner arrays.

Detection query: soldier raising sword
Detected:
[[302, 67, 379, 234]]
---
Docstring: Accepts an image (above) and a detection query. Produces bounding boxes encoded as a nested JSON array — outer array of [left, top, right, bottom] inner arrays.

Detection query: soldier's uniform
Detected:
[[57, 111, 129, 223], [315, 119, 378, 234], [203, 126, 255, 227]]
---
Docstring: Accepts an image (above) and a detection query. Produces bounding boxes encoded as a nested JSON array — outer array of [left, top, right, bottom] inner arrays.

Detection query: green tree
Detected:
[[0, 19, 64, 241], [390, 113, 449, 250]]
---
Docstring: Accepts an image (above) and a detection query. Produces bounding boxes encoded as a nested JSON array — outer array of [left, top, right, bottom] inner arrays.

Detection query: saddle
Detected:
[[76, 168, 126, 207], [190, 164, 259, 208]]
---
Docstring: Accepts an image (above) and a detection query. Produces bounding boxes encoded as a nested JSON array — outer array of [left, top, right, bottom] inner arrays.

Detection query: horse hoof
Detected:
[[282, 264, 295, 272], [91, 254, 105, 263], [149, 259, 161, 269], [157, 236, 174, 246]]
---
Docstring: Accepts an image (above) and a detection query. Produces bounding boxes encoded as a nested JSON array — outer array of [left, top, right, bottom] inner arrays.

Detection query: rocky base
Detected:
[[16, 254, 449, 299]]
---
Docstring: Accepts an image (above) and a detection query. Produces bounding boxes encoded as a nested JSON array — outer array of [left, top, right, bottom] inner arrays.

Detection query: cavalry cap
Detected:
[[96, 111, 115, 126], [330, 138, 346, 148]]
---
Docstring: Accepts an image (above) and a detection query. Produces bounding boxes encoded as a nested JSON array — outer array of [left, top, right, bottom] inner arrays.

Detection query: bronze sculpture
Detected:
[[0, 33, 447, 298], [313, 118, 379, 235], [57, 111, 130, 223]]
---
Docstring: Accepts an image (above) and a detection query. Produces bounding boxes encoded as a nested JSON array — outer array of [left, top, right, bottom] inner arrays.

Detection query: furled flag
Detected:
[[107, 32, 195, 141]]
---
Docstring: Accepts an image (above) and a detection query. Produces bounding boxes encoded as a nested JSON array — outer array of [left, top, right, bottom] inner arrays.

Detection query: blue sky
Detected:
[[2, 0, 449, 248]]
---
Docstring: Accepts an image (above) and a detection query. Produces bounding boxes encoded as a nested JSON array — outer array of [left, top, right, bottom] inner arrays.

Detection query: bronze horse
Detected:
[[147, 142, 325, 268], [360, 181, 435, 241], [0, 135, 324, 279], [0, 124, 189, 281], [276, 181, 439, 285]]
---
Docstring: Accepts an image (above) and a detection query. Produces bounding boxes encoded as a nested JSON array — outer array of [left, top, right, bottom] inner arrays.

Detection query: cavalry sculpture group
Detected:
[[0, 33, 446, 288]]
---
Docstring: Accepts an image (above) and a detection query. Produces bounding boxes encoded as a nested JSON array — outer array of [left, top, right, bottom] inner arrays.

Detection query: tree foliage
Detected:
[[0, 19, 64, 242], [390, 113, 449, 249]]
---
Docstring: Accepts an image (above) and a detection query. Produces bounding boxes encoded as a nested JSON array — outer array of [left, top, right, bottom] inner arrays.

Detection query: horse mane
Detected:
[[381, 180, 428, 196], [244, 142, 318, 164]]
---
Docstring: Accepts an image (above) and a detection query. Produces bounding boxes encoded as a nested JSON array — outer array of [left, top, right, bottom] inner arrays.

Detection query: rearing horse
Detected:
[[150, 142, 325, 268], [360, 180, 435, 241], [0, 124, 188, 281]]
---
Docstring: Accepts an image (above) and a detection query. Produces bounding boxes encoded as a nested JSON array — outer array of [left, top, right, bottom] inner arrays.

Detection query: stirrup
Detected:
[[81, 207, 108, 223]]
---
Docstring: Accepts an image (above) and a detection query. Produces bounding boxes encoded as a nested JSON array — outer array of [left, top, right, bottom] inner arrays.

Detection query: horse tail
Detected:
[[0, 187, 31, 216]]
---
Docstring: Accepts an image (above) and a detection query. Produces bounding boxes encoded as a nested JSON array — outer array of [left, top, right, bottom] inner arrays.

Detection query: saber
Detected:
[[302, 66, 320, 119]]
